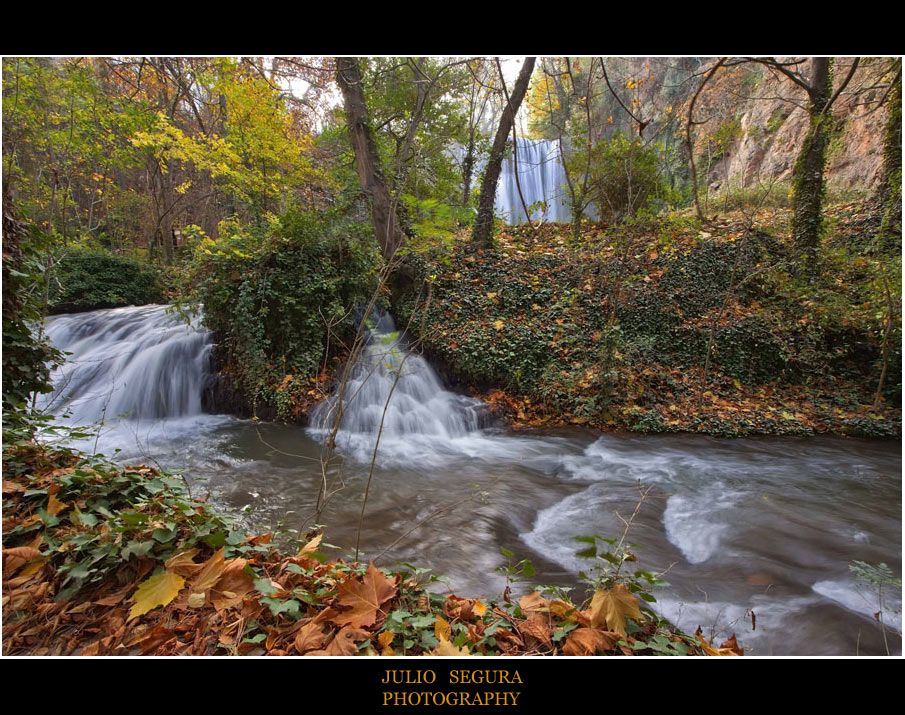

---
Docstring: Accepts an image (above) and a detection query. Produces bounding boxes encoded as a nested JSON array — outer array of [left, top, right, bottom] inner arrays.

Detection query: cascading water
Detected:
[[37, 304, 226, 456], [40, 304, 211, 423], [33, 304, 901, 655], [308, 313, 500, 466], [496, 138, 573, 224]]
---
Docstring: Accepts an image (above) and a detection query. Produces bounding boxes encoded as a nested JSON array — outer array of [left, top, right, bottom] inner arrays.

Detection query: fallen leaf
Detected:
[[308, 626, 369, 656], [189, 547, 226, 593], [296, 533, 323, 557], [430, 639, 470, 656], [589, 583, 643, 638], [562, 627, 618, 656], [330, 561, 397, 628], [519, 591, 550, 613], [95, 582, 136, 607], [129, 571, 185, 620], [211, 558, 254, 610], [165, 548, 202, 577], [294, 621, 328, 654], [435, 615, 451, 642], [46, 493, 68, 516]]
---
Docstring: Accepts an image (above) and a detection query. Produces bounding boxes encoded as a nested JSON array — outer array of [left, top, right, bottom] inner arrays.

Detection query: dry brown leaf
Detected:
[[294, 621, 328, 654], [517, 615, 553, 651], [330, 561, 397, 628], [94, 582, 136, 607], [296, 533, 323, 557], [308, 626, 369, 656], [518, 591, 550, 613], [430, 639, 470, 656], [211, 558, 254, 610], [589, 583, 643, 638], [550, 599, 578, 620], [2, 546, 42, 561], [189, 547, 226, 593], [719, 634, 743, 655], [562, 627, 618, 656], [46, 493, 68, 516], [165, 548, 202, 577]]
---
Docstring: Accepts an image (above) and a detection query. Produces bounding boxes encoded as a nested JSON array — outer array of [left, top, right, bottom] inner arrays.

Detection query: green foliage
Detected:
[[574, 534, 667, 600], [705, 116, 743, 162], [588, 135, 667, 222], [187, 208, 380, 418], [48, 248, 163, 313], [1, 442, 258, 604], [1, 211, 59, 433], [849, 560, 902, 641]]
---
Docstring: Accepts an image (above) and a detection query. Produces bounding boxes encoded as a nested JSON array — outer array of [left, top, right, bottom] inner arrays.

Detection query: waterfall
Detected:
[[308, 312, 491, 463], [496, 138, 573, 224], [38, 304, 212, 425]]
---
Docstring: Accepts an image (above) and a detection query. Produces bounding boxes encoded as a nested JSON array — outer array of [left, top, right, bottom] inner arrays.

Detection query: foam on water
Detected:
[[812, 579, 903, 633], [37, 304, 233, 455], [307, 313, 569, 467]]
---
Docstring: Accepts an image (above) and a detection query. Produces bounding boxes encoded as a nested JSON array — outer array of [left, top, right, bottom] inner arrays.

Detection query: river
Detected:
[[39, 304, 902, 656]]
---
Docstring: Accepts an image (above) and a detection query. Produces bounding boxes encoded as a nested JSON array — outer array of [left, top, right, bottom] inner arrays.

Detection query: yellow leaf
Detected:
[[296, 533, 323, 557], [435, 615, 451, 642], [129, 571, 185, 620], [493, 320, 505, 331], [589, 583, 643, 638], [47, 493, 68, 516], [430, 639, 470, 656], [473, 600, 487, 617]]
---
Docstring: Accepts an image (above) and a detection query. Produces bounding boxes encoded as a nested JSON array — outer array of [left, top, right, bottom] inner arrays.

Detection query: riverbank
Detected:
[[2, 435, 718, 657], [393, 202, 901, 439]]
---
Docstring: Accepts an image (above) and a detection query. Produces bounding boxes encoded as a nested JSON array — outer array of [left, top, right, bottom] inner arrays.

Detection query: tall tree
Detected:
[[748, 58, 860, 263], [335, 57, 406, 261], [471, 57, 536, 248]]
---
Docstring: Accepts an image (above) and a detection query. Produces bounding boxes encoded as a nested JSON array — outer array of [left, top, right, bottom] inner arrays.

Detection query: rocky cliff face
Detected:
[[690, 58, 893, 192]]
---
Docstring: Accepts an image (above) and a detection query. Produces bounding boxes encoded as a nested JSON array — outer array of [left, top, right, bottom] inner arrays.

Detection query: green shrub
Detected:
[[588, 135, 666, 222], [49, 249, 163, 314], [2, 212, 59, 433], [188, 208, 380, 417]]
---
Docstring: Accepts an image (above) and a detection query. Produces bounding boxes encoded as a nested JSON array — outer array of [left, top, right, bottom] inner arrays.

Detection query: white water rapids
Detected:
[[37, 305, 902, 655]]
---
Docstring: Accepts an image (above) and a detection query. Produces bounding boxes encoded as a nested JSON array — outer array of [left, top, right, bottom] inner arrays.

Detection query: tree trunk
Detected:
[[877, 67, 902, 231], [336, 57, 406, 262], [471, 58, 536, 248], [791, 58, 832, 262]]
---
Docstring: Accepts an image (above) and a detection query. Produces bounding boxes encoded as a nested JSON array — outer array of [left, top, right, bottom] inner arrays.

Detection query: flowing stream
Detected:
[[40, 305, 902, 656]]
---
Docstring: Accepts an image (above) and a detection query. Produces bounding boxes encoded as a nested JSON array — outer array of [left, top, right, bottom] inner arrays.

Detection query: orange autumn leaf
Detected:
[[211, 558, 254, 610], [562, 627, 618, 656], [294, 621, 328, 654], [330, 561, 397, 628], [189, 547, 226, 593], [308, 626, 369, 656], [589, 583, 643, 638]]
